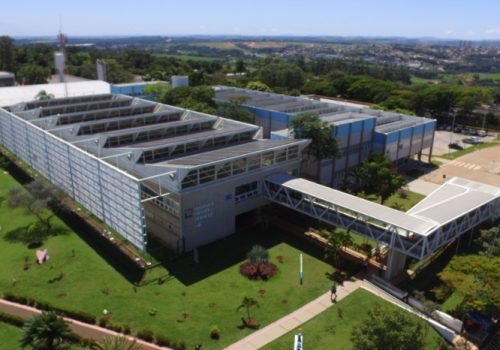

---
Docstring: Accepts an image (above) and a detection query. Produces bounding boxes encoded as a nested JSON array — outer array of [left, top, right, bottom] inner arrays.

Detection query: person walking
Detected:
[[330, 282, 337, 301]]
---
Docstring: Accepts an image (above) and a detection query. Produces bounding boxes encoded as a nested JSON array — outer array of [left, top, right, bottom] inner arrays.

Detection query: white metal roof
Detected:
[[0, 81, 111, 107], [408, 177, 500, 225], [266, 173, 438, 235]]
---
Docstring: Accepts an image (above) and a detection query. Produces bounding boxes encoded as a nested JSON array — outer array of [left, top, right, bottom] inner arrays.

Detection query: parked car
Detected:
[[448, 142, 464, 149], [446, 126, 452, 131], [477, 130, 487, 137], [449, 142, 464, 150], [454, 127, 462, 133], [462, 137, 484, 145], [469, 129, 478, 136]]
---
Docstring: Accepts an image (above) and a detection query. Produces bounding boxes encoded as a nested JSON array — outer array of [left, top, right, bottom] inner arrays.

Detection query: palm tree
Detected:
[[91, 336, 143, 350], [324, 228, 353, 267], [237, 296, 260, 322], [247, 245, 269, 265], [21, 312, 72, 350], [35, 90, 54, 101]]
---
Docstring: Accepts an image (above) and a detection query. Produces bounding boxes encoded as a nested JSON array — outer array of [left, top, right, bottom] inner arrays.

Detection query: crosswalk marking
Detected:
[[446, 160, 481, 171]]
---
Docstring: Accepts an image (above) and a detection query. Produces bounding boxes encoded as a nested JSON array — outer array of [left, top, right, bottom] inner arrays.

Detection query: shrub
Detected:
[[98, 317, 108, 328], [108, 323, 122, 333], [240, 262, 259, 279], [136, 329, 154, 342], [240, 261, 278, 280], [123, 324, 131, 335], [259, 263, 278, 280], [0, 311, 25, 327], [398, 187, 408, 199], [210, 325, 221, 340], [276, 255, 284, 263], [155, 334, 171, 347], [172, 340, 186, 350], [3, 292, 96, 324]]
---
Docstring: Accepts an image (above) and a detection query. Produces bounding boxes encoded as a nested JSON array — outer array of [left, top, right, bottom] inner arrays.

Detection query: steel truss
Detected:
[[263, 178, 497, 260]]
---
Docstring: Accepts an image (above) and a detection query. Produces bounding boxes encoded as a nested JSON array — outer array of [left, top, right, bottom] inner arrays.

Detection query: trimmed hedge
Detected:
[[136, 329, 154, 342], [3, 292, 96, 324], [0, 311, 25, 327]]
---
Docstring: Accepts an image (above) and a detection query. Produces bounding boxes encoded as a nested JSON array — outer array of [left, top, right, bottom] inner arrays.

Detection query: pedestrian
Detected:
[[330, 282, 337, 299], [363, 259, 369, 273], [195, 344, 202, 350]]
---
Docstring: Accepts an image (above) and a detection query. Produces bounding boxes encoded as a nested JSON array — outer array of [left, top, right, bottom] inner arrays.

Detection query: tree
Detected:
[[438, 255, 500, 317], [258, 63, 305, 90], [475, 225, 500, 257], [35, 90, 54, 101], [91, 336, 143, 350], [237, 296, 260, 323], [21, 312, 72, 350], [351, 304, 427, 350], [235, 59, 246, 73], [8, 180, 65, 232], [246, 81, 272, 92], [104, 59, 134, 84], [323, 228, 353, 267], [142, 82, 171, 98], [0, 36, 15, 72], [158, 85, 217, 114], [247, 245, 269, 265], [219, 96, 255, 123], [354, 152, 407, 203], [17, 64, 51, 85], [289, 113, 339, 159]]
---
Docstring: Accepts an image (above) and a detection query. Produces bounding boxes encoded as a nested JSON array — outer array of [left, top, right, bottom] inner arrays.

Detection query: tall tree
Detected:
[[0, 36, 15, 72], [17, 64, 51, 85], [235, 59, 246, 73], [351, 304, 427, 350], [219, 96, 255, 123], [475, 225, 500, 257], [290, 113, 339, 159], [8, 179, 65, 232], [246, 81, 272, 92], [323, 228, 353, 267], [354, 152, 406, 203], [21, 312, 72, 350]]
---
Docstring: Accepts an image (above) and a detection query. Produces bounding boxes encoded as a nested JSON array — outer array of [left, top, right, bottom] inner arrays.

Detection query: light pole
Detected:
[[448, 110, 457, 153]]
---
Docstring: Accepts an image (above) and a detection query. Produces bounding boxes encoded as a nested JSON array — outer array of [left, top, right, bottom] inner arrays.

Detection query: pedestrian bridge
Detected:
[[263, 173, 500, 261]]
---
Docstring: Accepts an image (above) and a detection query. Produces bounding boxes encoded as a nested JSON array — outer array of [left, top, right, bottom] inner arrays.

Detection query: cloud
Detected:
[[444, 30, 454, 36], [485, 28, 500, 35]]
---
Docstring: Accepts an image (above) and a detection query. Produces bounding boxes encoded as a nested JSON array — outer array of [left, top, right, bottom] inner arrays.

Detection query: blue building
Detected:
[[214, 87, 436, 186], [110, 81, 168, 100]]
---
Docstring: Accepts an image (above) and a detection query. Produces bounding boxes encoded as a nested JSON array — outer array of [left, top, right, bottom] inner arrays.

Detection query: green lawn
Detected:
[[438, 142, 498, 160], [0, 168, 335, 350], [0, 322, 23, 350], [361, 190, 425, 212], [262, 288, 442, 350], [410, 75, 434, 85]]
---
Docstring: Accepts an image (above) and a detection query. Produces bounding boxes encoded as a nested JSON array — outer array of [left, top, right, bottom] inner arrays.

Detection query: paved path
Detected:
[[225, 276, 364, 350], [0, 299, 171, 350], [406, 178, 440, 196]]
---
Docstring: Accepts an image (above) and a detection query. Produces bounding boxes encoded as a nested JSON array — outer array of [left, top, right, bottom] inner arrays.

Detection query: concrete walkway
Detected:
[[406, 178, 440, 196], [225, 277, 364, 350], [0, 299, 171, 350]]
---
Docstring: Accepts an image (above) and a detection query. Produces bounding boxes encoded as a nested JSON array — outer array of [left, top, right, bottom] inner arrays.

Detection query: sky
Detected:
[[2, 0, 500, 40]]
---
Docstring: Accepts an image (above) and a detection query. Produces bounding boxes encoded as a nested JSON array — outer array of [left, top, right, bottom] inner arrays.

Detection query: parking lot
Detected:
[[427, 130, 498, 156], [422, 143, 500, 187]]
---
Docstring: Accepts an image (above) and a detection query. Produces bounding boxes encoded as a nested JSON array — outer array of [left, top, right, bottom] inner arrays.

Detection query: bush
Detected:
[[108, 323, 122, 333], [136, 329, 154, 342], [123, 324, 131, 335], [3, 292, 96, 324], [155, 334, 171, 347], [240, 262, 278, 280], [172, 340, 186, 350], [210, 325, 221, 340], [98, 317, 108, 328], [259, 263, 278, 280], [0, 311, 25, 327]]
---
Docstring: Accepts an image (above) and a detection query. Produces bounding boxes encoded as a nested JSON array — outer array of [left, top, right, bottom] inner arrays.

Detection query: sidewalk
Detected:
[[225, 276, 364, 350], [0, 299, 171, 350]]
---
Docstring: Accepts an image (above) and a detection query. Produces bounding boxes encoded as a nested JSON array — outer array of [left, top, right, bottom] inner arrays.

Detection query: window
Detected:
[[235, 181, 259, 202]]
